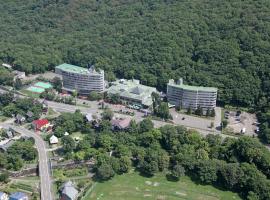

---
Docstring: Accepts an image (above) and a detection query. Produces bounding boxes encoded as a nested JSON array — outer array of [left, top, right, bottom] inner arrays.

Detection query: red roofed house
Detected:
[[111, 118, 131, 130], [32, 119, 51, 132]]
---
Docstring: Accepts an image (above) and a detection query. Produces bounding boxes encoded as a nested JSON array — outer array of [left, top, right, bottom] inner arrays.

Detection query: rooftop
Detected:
[[168, 79, 217, 92], [107, 79, 157, 106], [55, 63, 103, 75]]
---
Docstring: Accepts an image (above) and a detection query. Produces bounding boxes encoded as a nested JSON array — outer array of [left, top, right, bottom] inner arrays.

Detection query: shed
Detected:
[[50, 135, 59, 145]]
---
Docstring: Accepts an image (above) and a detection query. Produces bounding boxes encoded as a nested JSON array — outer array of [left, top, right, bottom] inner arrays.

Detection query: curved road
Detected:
[[7, 125, 53, 200]]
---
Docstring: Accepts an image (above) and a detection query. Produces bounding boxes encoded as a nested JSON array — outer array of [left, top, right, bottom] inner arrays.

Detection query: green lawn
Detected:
[[84, 172, 242, 200], [20, 89, 40, 98]]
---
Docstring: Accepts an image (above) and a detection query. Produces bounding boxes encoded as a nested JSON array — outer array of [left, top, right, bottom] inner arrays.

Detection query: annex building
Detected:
[[55, 63, 104, 95], [167, 78, 217, 110], [107, 79, 157, 108]]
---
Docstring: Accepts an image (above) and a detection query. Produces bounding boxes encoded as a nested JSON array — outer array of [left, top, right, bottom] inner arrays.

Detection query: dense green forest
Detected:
[[0, 0, 270, 107], [1, 1, 270, 141]]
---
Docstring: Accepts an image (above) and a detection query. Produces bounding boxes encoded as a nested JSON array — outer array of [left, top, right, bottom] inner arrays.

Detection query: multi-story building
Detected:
[[55, 63, 104, 95], [107, 79, 157, 108], [167, 78, 217, 110]]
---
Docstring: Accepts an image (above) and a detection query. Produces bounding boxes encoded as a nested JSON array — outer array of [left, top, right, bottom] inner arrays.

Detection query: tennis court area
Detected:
[[26, 81, 53, 93]]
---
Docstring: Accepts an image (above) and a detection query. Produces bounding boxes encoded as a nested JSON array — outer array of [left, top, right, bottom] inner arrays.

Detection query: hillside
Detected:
[[0, 0, 270, 107]]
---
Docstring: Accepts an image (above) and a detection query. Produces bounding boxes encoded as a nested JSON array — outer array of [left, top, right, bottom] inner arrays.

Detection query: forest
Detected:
[[0, 0, 269, 108]]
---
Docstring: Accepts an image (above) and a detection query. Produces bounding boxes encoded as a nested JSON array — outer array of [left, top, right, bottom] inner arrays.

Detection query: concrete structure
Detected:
[[60, 181, 79, 200], [167, 78, 217, 110], [0, 192, 8, 200], [55, 63, 104, 95], [9, 192, 28, 200], [107, 79, 157, 107]]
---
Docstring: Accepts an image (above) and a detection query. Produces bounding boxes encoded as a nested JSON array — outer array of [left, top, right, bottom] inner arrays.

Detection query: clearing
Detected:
[[84, 172, 242, 200]]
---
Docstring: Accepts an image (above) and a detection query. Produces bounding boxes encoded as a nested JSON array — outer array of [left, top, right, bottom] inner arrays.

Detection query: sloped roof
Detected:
[[111, 118, 131, 129], [61, 181, 78, 200], [50, 135, 59, 144], [130, 86, 144, 95], [85, 113, 93, 122], [33, 119, 49, 128]]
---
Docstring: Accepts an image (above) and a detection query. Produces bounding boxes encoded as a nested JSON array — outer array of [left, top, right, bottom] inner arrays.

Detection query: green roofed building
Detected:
[[167, 78, 217, 110], [55, 63, 104, 95], [107, 79, 157, 107]]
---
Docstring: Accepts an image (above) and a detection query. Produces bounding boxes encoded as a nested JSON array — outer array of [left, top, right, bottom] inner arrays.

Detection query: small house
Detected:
[[15, 114, 25, 124], [0, 191, 8, 200], [60, 181, 79, 200], [32, 119, 50, 132], [49, 135, 59, 145], [9, 192, 28, 200], [0, 140, 15, 152], [85, 113, 93, 122], [26, 111, 34, 119], [111, 118, 131, 130]]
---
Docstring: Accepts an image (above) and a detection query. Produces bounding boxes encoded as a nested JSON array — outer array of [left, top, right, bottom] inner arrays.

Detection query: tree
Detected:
[[195, 160, 218, 184], [96, 163, 115, 180], [72, 90, 78, 105], [118, 156, 132, 174], [51, 77, 62, 92], [62, 136, 75, 152], [101, 108, 114, 121], [171, 164, 185, 180], [14, 78, 22, 90], [88, 91, 103, 101], [222, 120, 228, 129], [195, 106, 203, 116], [156, 102, 172, 120], [210, 109, 216, 117], [139, 118, 154, 133], [206, 108, 211, 117], [108, 94, 121, 104], [0, 172, 9, 183], [187, 107, 192, 115]]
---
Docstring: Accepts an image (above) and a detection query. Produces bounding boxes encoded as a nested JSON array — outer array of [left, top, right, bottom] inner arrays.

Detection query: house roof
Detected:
[[111, 118, 131, 129], [61, 181, 78, 200], [0, 140, 15, 151], [50, 135, 59, 144], [85, 113, 93, 122], [26, 111, 34, 117], [33, 119, 49, 128], [9, 192, 27, 199], [16, 114, 25, 121]]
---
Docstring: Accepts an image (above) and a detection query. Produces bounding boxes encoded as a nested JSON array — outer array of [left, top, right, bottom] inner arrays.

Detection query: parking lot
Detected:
[[226, 110, 258, 136]]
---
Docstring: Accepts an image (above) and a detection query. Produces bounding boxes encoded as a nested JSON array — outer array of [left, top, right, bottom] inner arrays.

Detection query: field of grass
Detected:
[[84, 172, 242, 200], [20, 89, 40, 98]]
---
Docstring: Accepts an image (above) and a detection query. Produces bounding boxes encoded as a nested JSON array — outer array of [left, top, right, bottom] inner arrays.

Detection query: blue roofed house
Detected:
[[9, 192, 28, 200], [0, 192, 8, 200]]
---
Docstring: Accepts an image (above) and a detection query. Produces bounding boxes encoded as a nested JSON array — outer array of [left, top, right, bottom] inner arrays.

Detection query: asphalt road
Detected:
[[6, 125, 53, 200]]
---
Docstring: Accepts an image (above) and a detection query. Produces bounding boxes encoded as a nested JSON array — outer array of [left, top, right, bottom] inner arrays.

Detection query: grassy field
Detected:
[[84, 172, 242, 200]]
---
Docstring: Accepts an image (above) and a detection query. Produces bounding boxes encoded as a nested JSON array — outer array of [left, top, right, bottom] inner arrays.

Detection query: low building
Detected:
[[0, 140, 15, 152], [12, 71, 25, 80], [85, 113, 93, 122], [32, 119, 51, 132], [50, 135, 59, 145], [60, 181, 79, 200], [9, 192, 28, 200], [0, 191, 8, 200], [167, 78, 217, 111], [107, 79, 157, 108], [111, 118, 131, 130], [55, 63, 105, 95], [15, 114, 25, 124]]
